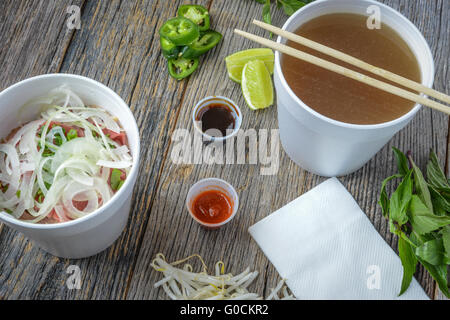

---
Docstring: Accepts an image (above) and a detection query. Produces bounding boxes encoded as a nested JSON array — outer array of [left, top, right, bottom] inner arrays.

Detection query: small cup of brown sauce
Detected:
[[192, 96, 242, 142], [186, 178, 239, 229]]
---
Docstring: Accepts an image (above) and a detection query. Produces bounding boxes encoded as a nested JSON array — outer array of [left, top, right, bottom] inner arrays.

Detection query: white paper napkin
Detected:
[[249, 178, 429, 300]]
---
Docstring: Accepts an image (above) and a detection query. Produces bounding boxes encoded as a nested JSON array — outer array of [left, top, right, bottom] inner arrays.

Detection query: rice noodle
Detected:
[[0, 86, 132, 223]]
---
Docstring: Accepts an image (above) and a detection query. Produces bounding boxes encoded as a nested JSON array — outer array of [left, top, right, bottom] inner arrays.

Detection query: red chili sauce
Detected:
[[192, 189, 233, 224]]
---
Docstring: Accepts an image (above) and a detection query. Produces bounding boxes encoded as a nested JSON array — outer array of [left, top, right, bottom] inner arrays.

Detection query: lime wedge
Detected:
[[241, 60, 274, 110], [225, 48, 274, 83]]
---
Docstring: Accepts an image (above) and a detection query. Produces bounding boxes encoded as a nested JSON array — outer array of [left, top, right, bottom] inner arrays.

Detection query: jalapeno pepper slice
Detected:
[[159, 17, 200, 46], [168, 57, 199, 80], [160, 37, 180, 60], [177, 5, 210, 32], [181, 30, 223, 59]]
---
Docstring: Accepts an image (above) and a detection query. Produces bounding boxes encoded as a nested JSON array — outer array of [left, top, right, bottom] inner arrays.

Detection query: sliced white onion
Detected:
[[79, 109, 121, 133], [62, 181, 99, 219], [9, 119, 44, 149], [0, 144, 20, 175], [96, 160, 132, 169], [0, 86, 132, 224], [46, 126, 67, 145]]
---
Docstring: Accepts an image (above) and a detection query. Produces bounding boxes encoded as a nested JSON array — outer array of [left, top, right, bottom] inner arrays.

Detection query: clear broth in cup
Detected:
[[281, 13, 421, 125]]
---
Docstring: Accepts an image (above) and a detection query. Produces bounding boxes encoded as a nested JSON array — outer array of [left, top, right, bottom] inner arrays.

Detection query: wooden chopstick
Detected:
[[253, 20, 450, 105], [234, 29, 450, 116]]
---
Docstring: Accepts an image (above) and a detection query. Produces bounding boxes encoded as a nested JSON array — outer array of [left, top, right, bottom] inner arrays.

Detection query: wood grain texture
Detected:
[[0, 0, 448, 300], [127, 0, 449, 300], [0, 0, 84, 89], [0, 0, 208, 299], [0, 0, 85, 300]]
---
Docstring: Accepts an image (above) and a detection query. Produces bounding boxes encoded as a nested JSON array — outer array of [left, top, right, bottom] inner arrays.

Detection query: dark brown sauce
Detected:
[[281, 13, 421, 125], [196, 104, 235, 137]]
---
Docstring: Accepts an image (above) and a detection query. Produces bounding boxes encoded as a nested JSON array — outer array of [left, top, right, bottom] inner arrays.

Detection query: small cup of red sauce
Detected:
[[192, 96, 242, 142], [186, 178, 239, 229]]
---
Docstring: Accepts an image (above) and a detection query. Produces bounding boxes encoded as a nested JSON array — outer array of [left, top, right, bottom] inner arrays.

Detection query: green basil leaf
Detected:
[[398, 236, 418, 296], [427, 151, 450, 193], [408, 195, 450, 235], [417, 256, 449, 298], [409, 230, 423, 246], [415, 238, 445, 266], [429, 186, 450, 216], [409, 156, 433, 211], [279, 0, 309, 16], [389, 171, 412, 225], [392, 147, 409, 177], [262, 0, 273, 37], [254, 0, 266, 4], [442, 226, 450, 263], [389, 219, 417, 248], [378, 174, 402, 217], [263, 0, 272, 24]]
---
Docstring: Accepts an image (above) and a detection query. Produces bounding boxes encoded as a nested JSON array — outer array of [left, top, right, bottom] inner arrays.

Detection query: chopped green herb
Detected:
[[54, 134, 63, 146], [67, 129, 78, 141], [37, 141, 55, 157], [43, 148, 55, 157], [1, 183, 9, 193]]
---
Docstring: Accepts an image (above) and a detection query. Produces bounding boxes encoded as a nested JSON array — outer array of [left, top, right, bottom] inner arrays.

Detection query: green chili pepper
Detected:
[[181, 30, 222, 58], [177, 5, 210, 32], [160, 36, 180, 60], [167, 56, 199, 80], [159, 17, 199, 46]]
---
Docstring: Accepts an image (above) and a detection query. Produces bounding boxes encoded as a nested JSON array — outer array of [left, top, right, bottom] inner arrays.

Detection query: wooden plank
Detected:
[[436, 0, 450, 301], [0, 0, 208, 299], [0, 0, 85, 299], [0, 0, 447, 300], [0, 0, 84, 88], [127, 0, 449, 299], [375, 0, 449, 299], [126, 0, 329, 300]]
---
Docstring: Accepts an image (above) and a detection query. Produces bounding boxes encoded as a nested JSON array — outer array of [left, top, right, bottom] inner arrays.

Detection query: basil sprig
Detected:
[[379, 148, 450, 297], [254, 0, 315, 32]]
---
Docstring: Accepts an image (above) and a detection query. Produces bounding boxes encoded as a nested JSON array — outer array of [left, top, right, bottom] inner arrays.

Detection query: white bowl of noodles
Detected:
[[0, 74, 140, 259]]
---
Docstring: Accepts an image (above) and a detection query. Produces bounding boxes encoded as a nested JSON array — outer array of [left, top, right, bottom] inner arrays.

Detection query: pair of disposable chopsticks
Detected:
[[234, 20, 450, 115]]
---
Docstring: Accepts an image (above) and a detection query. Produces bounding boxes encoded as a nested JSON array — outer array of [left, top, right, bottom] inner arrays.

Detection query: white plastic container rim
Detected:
[[0, 73, 141, 230]]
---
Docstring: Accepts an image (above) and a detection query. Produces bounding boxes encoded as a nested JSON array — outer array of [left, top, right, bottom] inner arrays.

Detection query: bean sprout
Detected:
[[152, 253, 296, 300]]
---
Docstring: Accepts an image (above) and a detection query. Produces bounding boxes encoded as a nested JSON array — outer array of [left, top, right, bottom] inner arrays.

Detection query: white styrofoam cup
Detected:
[[0, 74, 140, 259], [274, 0, 435, 177]]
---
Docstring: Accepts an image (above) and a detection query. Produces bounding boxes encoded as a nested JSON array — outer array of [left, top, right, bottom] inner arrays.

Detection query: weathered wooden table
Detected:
[[0, 0, 448, 300]]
